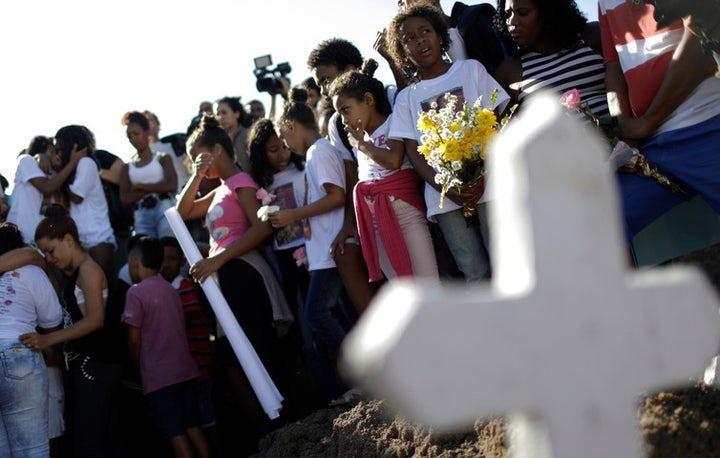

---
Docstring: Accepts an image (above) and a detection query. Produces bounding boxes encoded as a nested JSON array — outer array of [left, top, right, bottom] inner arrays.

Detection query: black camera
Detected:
[[253, 54, 292, 95]]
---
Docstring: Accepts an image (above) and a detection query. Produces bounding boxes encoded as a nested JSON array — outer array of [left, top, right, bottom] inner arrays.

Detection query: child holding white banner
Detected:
[[176, 114, 293, 455]]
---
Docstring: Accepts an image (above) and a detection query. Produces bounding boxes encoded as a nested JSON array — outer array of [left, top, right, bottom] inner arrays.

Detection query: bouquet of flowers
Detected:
[[561, 88, 689, 200], [416, 90, 511, 217]]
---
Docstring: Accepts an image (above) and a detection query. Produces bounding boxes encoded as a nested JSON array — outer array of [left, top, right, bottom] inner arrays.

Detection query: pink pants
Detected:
[[367, 197, 439, 282]]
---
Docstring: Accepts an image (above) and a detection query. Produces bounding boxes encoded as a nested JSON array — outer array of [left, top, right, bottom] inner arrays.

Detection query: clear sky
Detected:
[[0, 0, 598, 194]]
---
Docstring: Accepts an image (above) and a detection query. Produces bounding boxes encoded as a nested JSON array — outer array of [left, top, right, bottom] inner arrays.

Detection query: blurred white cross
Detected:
[[342, 94, 720, 458]]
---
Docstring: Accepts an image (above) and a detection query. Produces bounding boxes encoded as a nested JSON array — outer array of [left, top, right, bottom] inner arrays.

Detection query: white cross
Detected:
[[341, 94, 720, 458]]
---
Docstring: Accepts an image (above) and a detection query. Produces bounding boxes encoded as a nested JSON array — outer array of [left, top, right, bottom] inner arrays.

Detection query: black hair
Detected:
[[26, 136, 54, 157], [307, 37, 363, 71], [494, 0, 587, 53], [54, 125, 96, 189], [328, 59, 392, 118], [186, 114, 235, 159], [55, 125, 95, 159], [248, 118, 305, 189], [301, 77, 321, 95], [216, 96, 253, 128], [0, 223, 25, 255], [127, 232, 148, 254], [388, 2, 451, 75], [129, 236, 164, 271], [277, 88, 318, 132], [121, 110, 151, 131], [34, 204, 81, 246], [159, 236, 181, 251]]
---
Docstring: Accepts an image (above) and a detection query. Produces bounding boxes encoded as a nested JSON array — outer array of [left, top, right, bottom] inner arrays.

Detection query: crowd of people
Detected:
[[1, 0, 718, 457]]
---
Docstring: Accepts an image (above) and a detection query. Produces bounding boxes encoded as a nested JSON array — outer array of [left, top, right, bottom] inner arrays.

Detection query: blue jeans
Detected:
[[305, 268, 349, 352], [132, 196, 175, 239], [434, 203, 491, 282], [0, 340, 49, 458]]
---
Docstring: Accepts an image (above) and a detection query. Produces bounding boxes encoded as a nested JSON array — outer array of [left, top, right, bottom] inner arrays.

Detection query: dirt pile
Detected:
[[254, 384, 720, 458], [252, 245, 720, 457]]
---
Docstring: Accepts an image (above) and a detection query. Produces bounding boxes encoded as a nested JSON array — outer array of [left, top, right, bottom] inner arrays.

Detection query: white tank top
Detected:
[[128, 153, 164, 184]]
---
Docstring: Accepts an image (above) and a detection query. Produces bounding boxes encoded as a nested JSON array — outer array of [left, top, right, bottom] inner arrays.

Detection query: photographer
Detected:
[[253, 55, 292, 121]]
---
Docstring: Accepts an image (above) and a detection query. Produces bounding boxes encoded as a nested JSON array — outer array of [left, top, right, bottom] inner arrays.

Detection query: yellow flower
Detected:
[[475, 109, 497, 128], [417, 114, 435, 133]]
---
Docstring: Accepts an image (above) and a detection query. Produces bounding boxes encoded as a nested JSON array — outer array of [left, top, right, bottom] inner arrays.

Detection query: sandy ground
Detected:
[[251, 244, 720, 458]]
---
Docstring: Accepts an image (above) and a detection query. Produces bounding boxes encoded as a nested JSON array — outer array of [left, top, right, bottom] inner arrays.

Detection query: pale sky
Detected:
[[0, 0, 598, 193]]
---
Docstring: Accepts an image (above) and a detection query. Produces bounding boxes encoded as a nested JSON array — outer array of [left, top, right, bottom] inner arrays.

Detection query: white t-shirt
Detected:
[[389, 59, 510, 219], [0, 265, 62, 339], [327, 112, 356, 163], [7, 155, 47, 243], [269, 162, 307, 251], [357, 117, 412, 182], [304, 138, 346, 271], [69, 157, 116, 248]]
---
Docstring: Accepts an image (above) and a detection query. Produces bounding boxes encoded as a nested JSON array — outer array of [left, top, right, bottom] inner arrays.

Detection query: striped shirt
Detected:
[[518, 42, 609, 118], [176, 277, 213, 379], [599, 0, 683, 117], [599, 0, 720, 133]]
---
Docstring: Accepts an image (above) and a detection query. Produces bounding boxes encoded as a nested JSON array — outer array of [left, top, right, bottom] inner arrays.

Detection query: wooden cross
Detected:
[[342, 94, 720, 458]]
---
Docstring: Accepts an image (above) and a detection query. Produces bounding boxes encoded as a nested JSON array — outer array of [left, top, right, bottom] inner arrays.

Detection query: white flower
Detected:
[[257, 205, 280, 222]]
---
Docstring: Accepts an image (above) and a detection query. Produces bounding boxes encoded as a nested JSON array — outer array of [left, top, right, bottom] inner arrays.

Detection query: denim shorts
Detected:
[[0, 341, 50, 457]]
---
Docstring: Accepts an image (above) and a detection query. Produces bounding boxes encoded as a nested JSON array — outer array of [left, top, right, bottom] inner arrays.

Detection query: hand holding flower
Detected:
[[257, 205, 281, 222], [269, 208, 295, 229]]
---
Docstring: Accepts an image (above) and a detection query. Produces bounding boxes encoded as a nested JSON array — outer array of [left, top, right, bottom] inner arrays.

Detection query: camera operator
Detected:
[[253, 55, 292, 120]]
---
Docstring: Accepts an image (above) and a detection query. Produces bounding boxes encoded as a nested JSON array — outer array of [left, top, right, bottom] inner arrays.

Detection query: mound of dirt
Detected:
[[252, 245, 720, 458], [253, 384, 720, 458]]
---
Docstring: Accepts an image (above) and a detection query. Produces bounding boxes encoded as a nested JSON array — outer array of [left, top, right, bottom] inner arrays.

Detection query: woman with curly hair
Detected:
[[493, 0, 609, 117], [119, 110, 178, 240]]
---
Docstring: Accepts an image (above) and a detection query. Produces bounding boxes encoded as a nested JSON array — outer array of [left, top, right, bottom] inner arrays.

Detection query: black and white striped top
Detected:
[[518, 42, 610, 118]]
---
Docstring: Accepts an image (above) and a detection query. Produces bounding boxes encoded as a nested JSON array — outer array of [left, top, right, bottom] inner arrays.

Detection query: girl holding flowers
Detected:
[[249, 115, 339, 409], [328, 60, 438, 283], [386, 2, 510, 282]]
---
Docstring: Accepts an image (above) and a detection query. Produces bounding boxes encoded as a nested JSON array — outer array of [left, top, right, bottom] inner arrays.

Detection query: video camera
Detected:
[[253, 54, 292, 96]]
